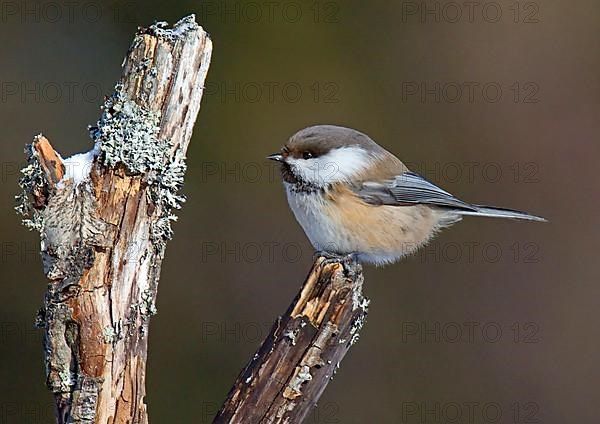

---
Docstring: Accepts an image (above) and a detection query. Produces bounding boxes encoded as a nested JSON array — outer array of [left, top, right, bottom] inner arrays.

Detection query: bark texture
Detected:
[[16, 15, 212, 424], [215, 257, 369, 424]]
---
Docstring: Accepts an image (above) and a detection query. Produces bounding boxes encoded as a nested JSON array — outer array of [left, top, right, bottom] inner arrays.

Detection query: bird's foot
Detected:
[[314, 251, 360, 277]]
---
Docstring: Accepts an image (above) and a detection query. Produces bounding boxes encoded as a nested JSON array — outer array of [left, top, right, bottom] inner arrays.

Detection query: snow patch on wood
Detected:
[[14, 14, 213, 423], [58, 144, 100, 188]]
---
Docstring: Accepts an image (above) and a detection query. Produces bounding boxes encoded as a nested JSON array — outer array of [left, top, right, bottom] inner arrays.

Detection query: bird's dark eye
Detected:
[[302, 151, 313, 160]]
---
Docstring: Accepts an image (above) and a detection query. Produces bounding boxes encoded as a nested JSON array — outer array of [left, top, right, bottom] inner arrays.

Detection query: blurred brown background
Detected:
[[0, 0, 598, 422]]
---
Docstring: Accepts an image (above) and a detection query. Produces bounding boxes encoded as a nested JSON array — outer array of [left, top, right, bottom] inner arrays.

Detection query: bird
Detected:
[[267, 125, 546, 266]]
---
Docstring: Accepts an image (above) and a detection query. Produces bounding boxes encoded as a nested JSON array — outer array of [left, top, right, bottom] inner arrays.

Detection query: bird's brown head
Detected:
[[268, 125, 387, 187]]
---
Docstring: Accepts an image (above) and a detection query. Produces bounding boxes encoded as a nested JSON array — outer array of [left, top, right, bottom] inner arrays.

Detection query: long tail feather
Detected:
[[457, 205, 547, 222]]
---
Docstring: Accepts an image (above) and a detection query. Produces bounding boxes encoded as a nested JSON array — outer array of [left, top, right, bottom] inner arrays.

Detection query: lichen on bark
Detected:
[[15, 136, 55, 231], [14, 15, 213, 423], [89, 83, 187, 248], [215, 258, 369, 424]]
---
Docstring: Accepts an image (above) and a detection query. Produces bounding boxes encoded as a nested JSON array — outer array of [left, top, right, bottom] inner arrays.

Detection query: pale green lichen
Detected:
[[129, 289, 158, 323], [349, 314, 367, 346], [89, 84, 188, 248], [102, 325, 124, 344], [15, 139, 48, 232], [283, 329, 299, 346], [127, 289, 157, 339], [102, 326, 116, 344], [146, 15, 200, 41], [286, 365, 313, 396], [147, 149, 187, 247], [147, 151, 187, 211], [89, 85, 169, 174], [139, 289, 158, 318], [58, 369, 76, 392]]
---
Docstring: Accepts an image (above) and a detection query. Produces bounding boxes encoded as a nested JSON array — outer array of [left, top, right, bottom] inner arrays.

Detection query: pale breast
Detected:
[[285, 183, 341, 251], [285, 183, 447, 264]]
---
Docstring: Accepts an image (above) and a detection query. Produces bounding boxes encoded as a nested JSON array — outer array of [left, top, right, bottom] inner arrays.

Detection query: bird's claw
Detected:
[[314, 251, 359, 277]]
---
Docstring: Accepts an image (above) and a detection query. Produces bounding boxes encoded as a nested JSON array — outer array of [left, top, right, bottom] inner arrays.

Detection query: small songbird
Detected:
[[268, 125, 546, 266]]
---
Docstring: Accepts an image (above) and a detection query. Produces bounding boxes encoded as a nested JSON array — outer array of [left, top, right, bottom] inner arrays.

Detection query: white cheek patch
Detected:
[[287, 146, 375, 185]]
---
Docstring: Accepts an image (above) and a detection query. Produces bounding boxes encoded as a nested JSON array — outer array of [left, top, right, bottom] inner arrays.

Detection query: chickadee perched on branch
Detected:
[[268, 125, 546, 266]]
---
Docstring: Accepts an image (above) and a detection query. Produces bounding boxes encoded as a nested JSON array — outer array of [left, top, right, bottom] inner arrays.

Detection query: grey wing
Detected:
[[356, 171, 477, 211], [355, 171, 547, 222]]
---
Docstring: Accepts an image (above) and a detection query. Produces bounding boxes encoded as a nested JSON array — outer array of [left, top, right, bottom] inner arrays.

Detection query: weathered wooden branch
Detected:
[[215, 256, 369, 424], [16, 16, 212, 423]]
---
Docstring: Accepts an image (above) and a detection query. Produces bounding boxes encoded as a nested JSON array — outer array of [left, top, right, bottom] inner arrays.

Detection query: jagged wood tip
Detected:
[[215, 256, 369, 424], [14, 15, 212, 424]]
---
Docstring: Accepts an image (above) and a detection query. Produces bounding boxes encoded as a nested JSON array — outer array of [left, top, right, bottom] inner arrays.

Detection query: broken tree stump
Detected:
[[15, 15, 212, 423], [214, 256, 369, 424]]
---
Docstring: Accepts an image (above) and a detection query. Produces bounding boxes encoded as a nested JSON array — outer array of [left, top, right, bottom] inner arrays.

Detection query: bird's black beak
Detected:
[[266, 153, 284, 162]]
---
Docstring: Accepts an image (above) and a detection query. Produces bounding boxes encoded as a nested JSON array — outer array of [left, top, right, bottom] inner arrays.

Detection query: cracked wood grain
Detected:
[[17, 16, 212, 424], [214, 257, 369, 424]]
